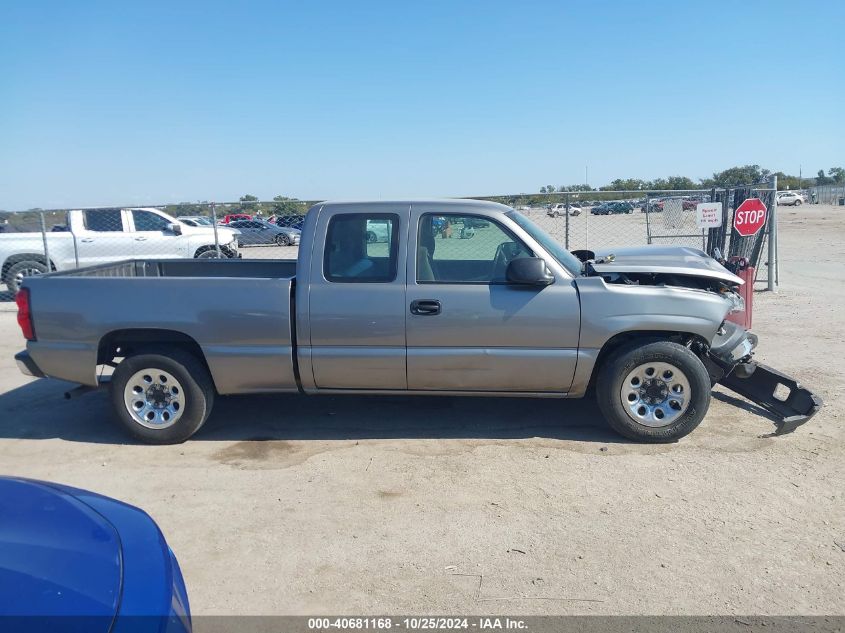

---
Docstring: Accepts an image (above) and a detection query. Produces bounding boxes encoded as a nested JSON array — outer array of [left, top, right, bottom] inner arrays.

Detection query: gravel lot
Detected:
[[0, 205, 842, 615]]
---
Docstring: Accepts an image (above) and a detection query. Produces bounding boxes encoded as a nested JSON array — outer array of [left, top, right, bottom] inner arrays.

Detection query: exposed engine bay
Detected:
[[575, 245, 822, 434]]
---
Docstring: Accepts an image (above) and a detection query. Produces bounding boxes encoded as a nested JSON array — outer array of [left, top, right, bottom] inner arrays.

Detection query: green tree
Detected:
[[828, 167, 845, 183], [773, 172, 802, 190], [539, 186, 547, 194], [271, 195, 304, 216], [708, 165, 768, 187], [236, 194, 261, 214], [815, 169, 833, 185], [666, 176, 697, 190]]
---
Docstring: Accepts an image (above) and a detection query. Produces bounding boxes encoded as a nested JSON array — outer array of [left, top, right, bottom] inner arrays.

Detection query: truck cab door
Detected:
[[405, 205, 581, 393], [304, 204, 408, 390], [73, 209, 134, 267], [129, 209, 188, 259]]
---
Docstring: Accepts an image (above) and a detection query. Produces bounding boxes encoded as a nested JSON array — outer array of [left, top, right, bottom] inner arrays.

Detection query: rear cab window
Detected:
[[324, 213, 399, 282], [83, 209, 124, 232]]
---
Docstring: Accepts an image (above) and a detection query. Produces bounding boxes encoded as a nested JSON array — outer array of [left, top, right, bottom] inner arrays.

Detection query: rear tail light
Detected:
[[15, 288, 36, 341]]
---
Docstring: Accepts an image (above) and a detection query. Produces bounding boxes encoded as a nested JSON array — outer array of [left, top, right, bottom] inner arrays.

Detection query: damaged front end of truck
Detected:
[[584, 246, 823, 435]]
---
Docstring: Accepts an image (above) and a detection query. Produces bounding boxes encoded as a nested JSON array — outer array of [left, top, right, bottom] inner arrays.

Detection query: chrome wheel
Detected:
[[15, 266, 44, 287], [620, 361, 690, 427], [122, 369, 185, 429]]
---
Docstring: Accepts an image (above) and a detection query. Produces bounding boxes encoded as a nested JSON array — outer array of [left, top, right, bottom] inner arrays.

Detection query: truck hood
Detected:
[[590, 245, 743, 285], [180, 225, 239, 239]]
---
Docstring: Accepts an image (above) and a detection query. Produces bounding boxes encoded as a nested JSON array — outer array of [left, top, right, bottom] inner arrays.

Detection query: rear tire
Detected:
[[110, 349, 215, 444], [5, 260, 48, 294], [595, 340, 711, 442]]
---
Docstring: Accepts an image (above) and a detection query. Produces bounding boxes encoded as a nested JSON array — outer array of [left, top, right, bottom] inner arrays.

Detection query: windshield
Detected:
[[506, 210, 582, 276]]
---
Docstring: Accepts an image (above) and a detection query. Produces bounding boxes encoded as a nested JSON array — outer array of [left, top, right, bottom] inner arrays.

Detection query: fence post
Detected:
[[564, 193, 570, 250], [768, 174, 777, 292], [39, 211, 51, 274], [210, 202, 222, 257], [645, 194, 652, 244]]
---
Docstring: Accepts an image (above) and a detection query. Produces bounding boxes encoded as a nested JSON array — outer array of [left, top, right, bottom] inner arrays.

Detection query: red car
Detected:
[[220, 213, 252, 224]]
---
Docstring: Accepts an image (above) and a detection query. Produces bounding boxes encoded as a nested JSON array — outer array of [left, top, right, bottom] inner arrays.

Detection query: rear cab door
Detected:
[[301, 203, 409, 390], [72, 209, 134, 266]]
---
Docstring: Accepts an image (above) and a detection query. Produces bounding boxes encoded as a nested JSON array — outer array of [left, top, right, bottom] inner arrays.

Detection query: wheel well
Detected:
[[588, 330, 706, 390], [1, 253, 57, 279], [97, 329, 214, 386]]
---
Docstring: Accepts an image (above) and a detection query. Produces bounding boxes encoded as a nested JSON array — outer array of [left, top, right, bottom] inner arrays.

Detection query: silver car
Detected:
[[228, 219, 301, 246]]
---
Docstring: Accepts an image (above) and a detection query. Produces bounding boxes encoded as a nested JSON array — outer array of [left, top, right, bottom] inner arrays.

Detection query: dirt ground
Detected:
[[0, 205, 842, 615]]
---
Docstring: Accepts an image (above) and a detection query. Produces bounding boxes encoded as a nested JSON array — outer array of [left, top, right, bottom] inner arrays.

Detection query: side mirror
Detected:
[[506, 257, 554, 286], [166, 223, 183, 236]]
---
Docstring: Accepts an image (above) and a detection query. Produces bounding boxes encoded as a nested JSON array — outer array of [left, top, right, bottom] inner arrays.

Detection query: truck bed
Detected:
[[25, 258, 299, 394], [51, 258, 298, 280]]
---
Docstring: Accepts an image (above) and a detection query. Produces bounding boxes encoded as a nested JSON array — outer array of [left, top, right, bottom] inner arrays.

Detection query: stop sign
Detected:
[[733, 198, 767, 237]]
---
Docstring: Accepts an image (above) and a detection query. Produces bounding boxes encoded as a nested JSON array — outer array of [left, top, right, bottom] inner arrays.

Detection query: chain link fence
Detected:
[[478, 189, 720, 253], [0, 186, 779, 298], [810, 184, 845, 205]]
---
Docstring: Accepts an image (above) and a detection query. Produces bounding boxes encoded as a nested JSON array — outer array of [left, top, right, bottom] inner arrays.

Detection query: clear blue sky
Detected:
[[1, 0, 842, 210]]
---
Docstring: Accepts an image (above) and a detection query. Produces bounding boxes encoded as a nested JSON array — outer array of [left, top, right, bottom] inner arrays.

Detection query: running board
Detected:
[[718, 362, 823, 435]]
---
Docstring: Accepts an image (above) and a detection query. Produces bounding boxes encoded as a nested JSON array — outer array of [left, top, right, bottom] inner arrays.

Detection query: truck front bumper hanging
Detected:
[[719, 361, 823, 435]]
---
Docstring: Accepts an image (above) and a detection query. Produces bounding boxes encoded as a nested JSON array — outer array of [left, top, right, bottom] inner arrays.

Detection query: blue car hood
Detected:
[[0, 478, 121, 629]]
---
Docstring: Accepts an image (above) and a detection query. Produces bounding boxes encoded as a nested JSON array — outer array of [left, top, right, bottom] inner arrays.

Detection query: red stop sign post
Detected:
[[733, 198, 768, 237]]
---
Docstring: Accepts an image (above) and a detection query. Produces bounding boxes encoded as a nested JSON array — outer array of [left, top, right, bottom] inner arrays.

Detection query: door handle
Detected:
[[80, 238, 94, 243], [410, 299, 441, 316], [134, 237, 147, 241]]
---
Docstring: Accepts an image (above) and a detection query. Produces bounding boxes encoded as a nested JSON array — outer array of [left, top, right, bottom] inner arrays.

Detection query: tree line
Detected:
[[539, 165, 845, 194]]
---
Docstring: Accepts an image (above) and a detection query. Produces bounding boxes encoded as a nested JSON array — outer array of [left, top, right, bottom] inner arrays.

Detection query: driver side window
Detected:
[[132, 210, 171, 232], [417, 213, 532, 284]]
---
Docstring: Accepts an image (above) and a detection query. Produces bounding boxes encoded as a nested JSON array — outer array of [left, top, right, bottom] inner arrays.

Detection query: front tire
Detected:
[[595, 340, 711, 442], [110, 349, 215, 444], [794, 199, 802, 206], [275, 233, 291, 246], [195, 246, 230, 259]]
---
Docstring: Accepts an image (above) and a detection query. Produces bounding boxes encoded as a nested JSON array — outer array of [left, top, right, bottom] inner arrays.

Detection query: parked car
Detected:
[[270, 214, 306, 230], [0, 207, 240, 294], [229, 219, 301, 246], [547, 203, 581, 217], [219, 213, 253, 224], [777, 191, 805, 206], [177, 215, 213, 227], [0, 476, 191, 629], [14, 199, 820, 445], [591, 202, 632, 215], [462, 217, 491, 228]]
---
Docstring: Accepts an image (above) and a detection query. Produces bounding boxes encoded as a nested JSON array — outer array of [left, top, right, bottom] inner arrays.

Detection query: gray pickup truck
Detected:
[[14, 200, 820, 444]]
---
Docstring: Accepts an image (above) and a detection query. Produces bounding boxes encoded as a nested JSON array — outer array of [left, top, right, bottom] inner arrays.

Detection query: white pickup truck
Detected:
[[0, 207, 240, 293]]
